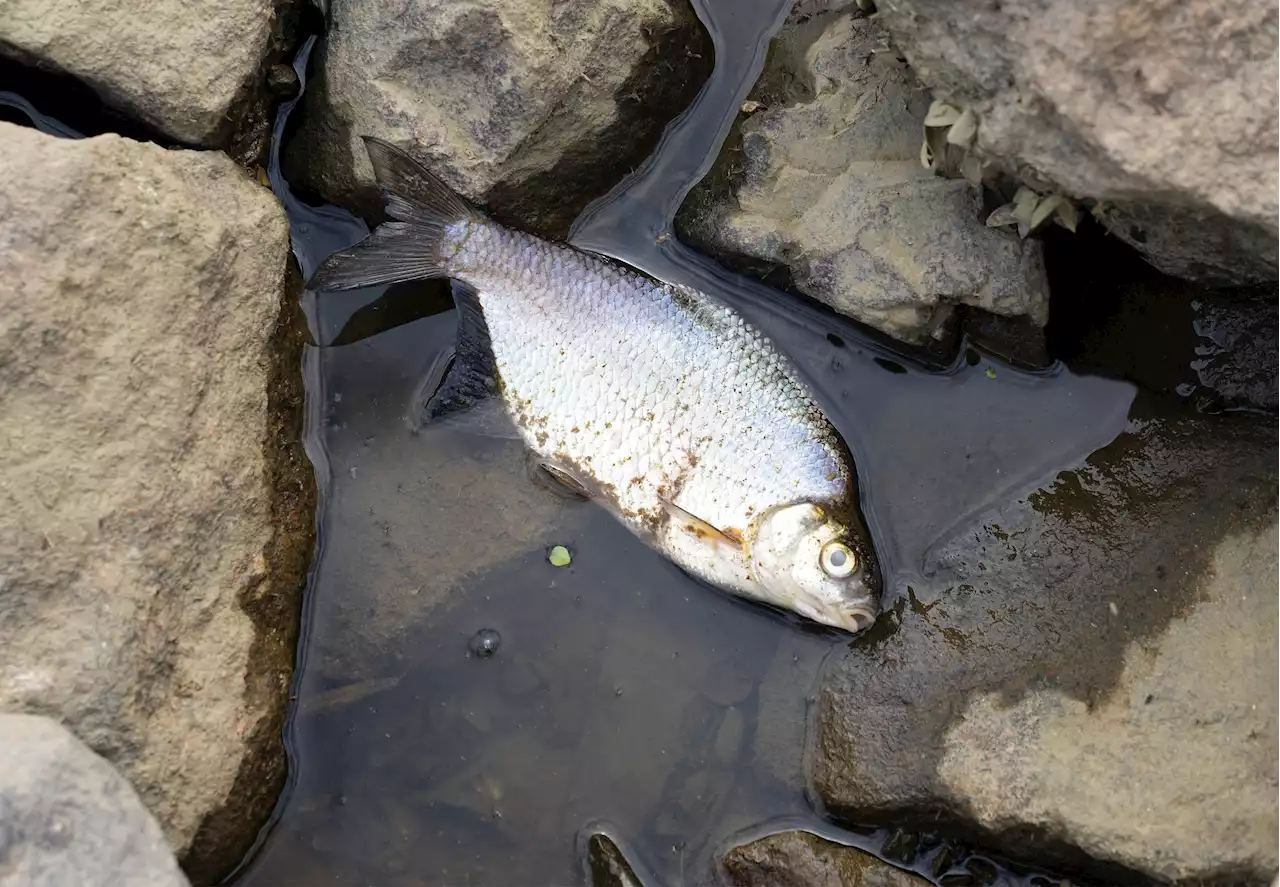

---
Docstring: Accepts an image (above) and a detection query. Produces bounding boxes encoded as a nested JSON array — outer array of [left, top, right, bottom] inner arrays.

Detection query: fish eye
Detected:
[[820, 540, 857, 579]]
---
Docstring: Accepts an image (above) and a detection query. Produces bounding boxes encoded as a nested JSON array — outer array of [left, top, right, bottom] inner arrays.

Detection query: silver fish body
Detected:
[[312, 137, 880, 632]]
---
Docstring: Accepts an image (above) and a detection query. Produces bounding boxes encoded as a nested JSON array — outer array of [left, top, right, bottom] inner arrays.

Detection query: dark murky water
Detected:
[[230, 4, 1139, 883], [1, 6, 1142, 884]]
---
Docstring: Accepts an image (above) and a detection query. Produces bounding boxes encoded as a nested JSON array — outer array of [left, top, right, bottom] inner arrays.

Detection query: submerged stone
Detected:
[[722, 831, 930, 887], [814, 409, 1278, 883], [469, 628, 503, 658]]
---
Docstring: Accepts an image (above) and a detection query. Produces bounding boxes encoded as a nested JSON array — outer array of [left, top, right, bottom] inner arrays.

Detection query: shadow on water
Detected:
[[234, 2, 1136, 884]]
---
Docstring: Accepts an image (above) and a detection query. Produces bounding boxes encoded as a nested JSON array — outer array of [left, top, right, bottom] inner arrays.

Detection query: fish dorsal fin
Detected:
[[409, 281, 514, 437], [363, 136, 478, 230]]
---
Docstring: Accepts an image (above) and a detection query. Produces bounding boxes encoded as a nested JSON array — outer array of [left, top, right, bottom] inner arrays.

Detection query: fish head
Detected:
[[745, 503, 879, 633]]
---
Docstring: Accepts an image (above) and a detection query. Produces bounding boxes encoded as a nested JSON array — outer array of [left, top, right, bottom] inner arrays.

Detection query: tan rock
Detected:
[[287, 0, 712, 236], [874, 0, 1279, 285], [0, 122, 296, 876], [939, 521, 1279, 882], [0, 0, 276, 146], [677, 12, 1049, 344], [814, 413, 1278, 883], [723, 831, 929, 887]]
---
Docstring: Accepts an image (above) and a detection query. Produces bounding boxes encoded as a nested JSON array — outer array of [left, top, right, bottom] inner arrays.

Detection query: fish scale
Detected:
[[309, 136, 880, 631], [446, 220, 848, 583]]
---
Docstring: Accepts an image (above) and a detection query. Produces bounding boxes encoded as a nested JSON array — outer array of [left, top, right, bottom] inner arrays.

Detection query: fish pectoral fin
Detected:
[[408, 280, 518, 439], [658, 499, 743, 550]]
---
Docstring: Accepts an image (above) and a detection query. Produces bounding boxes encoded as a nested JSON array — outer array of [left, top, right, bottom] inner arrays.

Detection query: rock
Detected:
[[872, 0, 1279, 286], [814, 409, 1278, 883], [722, 831, 929, 887], [1189, 293, 1279, 414], [288, 0, 712, 237], [0, 714, 191, 887], [585, 833, 644, 887], [676, 11, 1049, 344], [0, 122, 302, 881], [1044, 230, 1279, 415], [0, 0, 279, 148]]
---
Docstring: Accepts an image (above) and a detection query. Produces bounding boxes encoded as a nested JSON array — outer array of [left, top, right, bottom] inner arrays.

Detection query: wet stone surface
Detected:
[[814, 405, 1279, 884], [723, 831, 930, 887]]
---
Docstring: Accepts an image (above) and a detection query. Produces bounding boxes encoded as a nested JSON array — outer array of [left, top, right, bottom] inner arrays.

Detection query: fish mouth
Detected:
[[842, 604, 878, 633], [794, 593, 879, 634]]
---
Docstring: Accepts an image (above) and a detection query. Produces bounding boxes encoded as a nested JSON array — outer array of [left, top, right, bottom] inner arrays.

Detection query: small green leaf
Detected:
[[986, 203, 1020, 227], [1030, 193, 1067, 231], [1054, 199, 1079, 232], [919, 136, 934, 170], [985, 367, 997, 379], [548, 545, 572, 567], [924, 100, 962, 127], [945, 107, 978, 148]]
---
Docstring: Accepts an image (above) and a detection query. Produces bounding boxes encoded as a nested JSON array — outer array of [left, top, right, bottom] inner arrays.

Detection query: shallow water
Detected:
[[234, 6, 1137, 886]]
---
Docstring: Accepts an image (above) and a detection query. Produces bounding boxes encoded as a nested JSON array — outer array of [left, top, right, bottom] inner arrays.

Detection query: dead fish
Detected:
[[310, 137, 881, 633]]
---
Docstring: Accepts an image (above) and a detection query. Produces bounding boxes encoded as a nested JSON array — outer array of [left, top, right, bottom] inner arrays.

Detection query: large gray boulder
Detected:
[[0, 714, 190, 887], [873, 0, 1279, 286], [814, 411, 1278, 883], [0, 0, 278, 147], [286, 0, 712, 237], [678, 11, 1049, 344], [0, 122, 302, 880]]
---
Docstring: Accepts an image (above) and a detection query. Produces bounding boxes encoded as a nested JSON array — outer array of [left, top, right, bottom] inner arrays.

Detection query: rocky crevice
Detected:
[[180, 265, 316, 885], [676, 8, 1051, 347]]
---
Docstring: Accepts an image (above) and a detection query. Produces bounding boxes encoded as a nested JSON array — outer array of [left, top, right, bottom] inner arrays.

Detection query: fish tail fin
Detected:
[[307, 136, 480, 291]]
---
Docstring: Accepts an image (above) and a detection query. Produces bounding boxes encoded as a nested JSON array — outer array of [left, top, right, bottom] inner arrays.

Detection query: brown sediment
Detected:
[[180, 257, 315, 884]]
